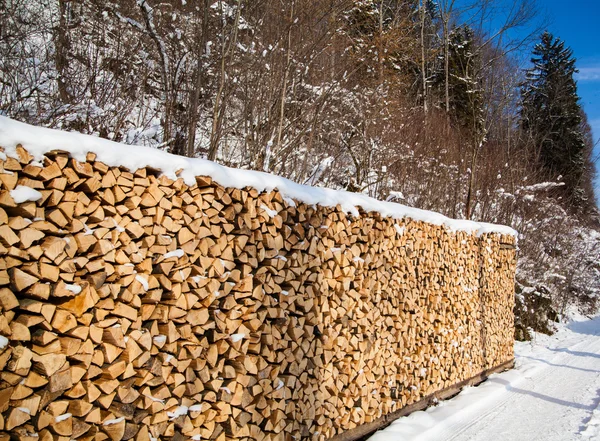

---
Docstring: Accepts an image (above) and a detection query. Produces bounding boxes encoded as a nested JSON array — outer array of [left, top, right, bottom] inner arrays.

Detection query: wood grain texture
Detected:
[[0, 146, 516, 441]]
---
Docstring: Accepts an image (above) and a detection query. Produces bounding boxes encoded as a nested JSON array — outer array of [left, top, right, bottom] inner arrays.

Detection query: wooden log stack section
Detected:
[[0, 145, 517, 441]]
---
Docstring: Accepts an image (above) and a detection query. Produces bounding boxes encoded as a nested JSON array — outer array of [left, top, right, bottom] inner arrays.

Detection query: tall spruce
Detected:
[[440, 24, 483, 135], [520, 31, 591, 209]]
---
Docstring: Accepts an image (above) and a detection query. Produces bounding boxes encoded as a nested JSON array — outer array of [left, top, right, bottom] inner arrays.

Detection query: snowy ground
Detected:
[[370, 315, 600, 441]]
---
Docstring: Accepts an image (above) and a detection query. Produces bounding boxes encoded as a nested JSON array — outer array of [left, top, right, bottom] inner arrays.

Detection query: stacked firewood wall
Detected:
[[0, 146, 516, 441]]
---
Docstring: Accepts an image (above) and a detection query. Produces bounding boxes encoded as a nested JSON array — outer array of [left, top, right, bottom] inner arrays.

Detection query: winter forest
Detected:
[[1, 0, 599, 337]]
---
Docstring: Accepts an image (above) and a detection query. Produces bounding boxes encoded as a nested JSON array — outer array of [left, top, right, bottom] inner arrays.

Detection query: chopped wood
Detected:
[[0, 146, 517, 441]]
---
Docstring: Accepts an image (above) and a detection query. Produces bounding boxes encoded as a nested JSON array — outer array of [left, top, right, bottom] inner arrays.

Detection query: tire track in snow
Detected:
[[579, 384, 600, 439], [442, 322, 600, 441], [431, 349, 561, 441], [370, 317, 600, 441]]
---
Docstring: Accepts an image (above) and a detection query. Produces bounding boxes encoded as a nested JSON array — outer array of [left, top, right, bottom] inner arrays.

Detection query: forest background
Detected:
[[1, 0, 598, 337]]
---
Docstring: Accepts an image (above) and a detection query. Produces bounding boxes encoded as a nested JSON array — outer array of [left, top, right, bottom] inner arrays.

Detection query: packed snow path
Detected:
[[370, 316, 600, 441]]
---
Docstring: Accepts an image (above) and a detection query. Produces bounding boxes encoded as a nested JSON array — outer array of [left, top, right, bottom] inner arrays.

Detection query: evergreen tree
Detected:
[[435, 24, 483, 135], [520, 31, 592, 209]]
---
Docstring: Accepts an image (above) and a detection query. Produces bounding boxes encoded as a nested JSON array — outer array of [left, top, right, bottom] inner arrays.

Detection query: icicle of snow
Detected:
[[260, 204, 278, 218], [189, 404, 203, 412], [10, 185, 42, 203], [282, 196, 296, 207], [191, 275, 206, 283], [0, 335, 8, 349], [276, 379, 284, 390], [167, 406, 188, 420], [153, 335, 167, 344], [163, 249, 184, 259], [394, 225, 405, 236], [143, 393, 165, 403], [135, 275, 149, 291], [113, 218, 125, 232], [55, 413, 72, 422], [16, 407, 31, 415], [65, 284, 82, 295], [103, 417, 124, 426], [230, 333, 245, 343]]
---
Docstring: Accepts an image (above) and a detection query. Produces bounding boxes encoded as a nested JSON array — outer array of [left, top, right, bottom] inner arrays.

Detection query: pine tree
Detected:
[[436, 24, 483, 135], [520, 31, 592, 209]]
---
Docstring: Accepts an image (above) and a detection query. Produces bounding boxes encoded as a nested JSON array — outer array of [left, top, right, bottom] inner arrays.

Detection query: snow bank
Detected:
[[0, 116, 516, 237]]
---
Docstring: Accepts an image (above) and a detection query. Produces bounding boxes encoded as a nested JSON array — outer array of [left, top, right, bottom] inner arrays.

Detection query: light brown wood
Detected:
[[0, 146, 517, 441], [32, 353, 67, 377], [9, 267, 40, 292], [0, 287, 18, 310], [6, 407, 31, 430]]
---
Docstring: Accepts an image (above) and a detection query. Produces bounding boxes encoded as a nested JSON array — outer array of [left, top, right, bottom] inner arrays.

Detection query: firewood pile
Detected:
[[0, 145, 516, 441]]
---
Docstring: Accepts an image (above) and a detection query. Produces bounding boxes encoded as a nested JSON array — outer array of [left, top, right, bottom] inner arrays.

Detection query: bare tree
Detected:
[[207, 0, 242, 161], [185, 0, 211, 158]]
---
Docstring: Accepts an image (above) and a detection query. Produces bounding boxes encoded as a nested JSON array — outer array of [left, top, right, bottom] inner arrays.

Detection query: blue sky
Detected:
[[540, 0, 600, 196], [461, 0, 600, 193], [456, 0, 600, 142], [541, 1, 600, 154]]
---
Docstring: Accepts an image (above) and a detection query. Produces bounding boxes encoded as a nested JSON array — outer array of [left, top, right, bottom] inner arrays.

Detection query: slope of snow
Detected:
[[0, 116, 516, 237], [370, 315, 600, 441]]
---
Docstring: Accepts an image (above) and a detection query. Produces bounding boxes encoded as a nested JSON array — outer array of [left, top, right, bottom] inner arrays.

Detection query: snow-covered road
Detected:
[[370, 316, 600, 441]]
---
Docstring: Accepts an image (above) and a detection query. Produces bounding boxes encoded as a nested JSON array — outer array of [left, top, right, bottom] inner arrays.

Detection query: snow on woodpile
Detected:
[[0, 116, 516, 237], [0, 116, 517, 440]]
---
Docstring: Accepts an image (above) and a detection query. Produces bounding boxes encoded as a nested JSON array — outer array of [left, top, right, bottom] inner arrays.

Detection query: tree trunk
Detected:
[[419, 1, 428, 113], [208, 0, 242, 161], [273, 0, 295, 171], [378, 1, 384, 83], [186, 0, 210, 158], [440, 0, 455, 114], [443, 19, 450, 113], [54, 0, 72, 104], [138, 0, 173, 151]]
